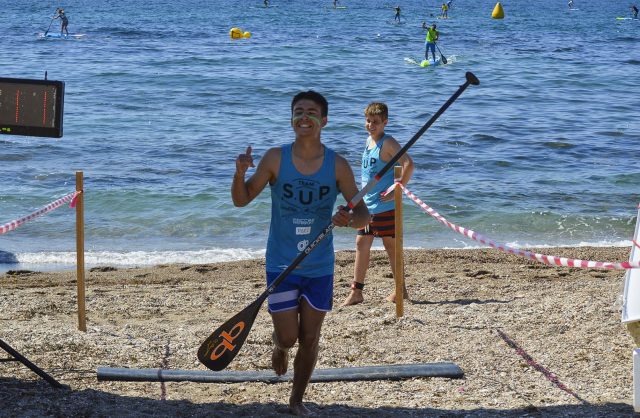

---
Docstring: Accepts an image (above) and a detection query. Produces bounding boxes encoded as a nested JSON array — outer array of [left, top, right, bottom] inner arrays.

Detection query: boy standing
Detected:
[[232, 91, 369, 416], [342, 102, 414, 306]]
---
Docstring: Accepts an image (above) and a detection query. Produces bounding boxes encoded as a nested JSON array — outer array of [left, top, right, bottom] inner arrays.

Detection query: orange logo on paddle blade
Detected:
[[209, 321, 245, 361]]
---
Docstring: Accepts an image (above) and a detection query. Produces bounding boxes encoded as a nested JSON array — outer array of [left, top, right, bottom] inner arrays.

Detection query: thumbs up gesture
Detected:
[[235, 146, 255, 177]]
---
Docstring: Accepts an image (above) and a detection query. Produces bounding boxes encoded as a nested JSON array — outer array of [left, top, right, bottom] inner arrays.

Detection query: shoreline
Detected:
[[0, 242, 634, 275], [1, 246, 638, 417]]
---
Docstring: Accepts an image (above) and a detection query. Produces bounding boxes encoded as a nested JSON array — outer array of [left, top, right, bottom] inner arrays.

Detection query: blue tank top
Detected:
[[266, 144, 338, 277], [361, 134, 395, 214]]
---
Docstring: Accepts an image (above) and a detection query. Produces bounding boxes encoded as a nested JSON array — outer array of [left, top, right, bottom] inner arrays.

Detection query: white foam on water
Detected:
[[0, 247, 266, 274]]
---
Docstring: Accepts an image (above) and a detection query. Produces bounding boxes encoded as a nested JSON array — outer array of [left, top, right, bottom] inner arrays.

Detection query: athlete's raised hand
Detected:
[[235, 146, 255, 177]]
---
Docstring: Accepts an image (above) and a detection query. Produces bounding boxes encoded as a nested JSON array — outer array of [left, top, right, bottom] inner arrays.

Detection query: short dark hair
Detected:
[[291, 91, 328, 117]]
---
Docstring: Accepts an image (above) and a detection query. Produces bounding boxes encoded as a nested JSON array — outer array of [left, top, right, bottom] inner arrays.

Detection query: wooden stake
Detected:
[[394, 166, 404, 317], [75, 171, 86, 332]]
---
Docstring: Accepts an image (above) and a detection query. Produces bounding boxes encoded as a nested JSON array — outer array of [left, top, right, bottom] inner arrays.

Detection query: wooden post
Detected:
[[75, 171, 86, 332], [393, 166, 404, 317]]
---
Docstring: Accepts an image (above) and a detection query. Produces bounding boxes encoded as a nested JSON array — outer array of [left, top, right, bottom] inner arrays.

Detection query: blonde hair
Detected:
[[364, 102, 388, 121]]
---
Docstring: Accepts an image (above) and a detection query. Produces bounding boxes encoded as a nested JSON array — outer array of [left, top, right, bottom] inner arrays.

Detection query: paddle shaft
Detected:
[[44, 17, 55, 35]]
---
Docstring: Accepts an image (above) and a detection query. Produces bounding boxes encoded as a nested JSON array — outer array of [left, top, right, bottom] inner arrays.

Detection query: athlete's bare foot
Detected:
[[289, 401, 314, 416], [386, 287, 409, 303], [341, 289, 364, 306], [271, 334, 289, 376]]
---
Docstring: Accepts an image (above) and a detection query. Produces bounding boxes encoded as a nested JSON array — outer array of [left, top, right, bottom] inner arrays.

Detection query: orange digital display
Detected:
[[0, 77, 64, 138]]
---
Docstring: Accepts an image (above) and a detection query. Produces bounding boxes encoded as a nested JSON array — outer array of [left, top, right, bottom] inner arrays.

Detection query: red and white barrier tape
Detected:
[[0, 191, 81, 235], [395, 183, 640, 270]]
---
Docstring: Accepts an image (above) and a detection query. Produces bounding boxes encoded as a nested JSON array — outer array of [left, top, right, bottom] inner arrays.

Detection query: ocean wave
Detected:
[[1, 248, 266, 269]]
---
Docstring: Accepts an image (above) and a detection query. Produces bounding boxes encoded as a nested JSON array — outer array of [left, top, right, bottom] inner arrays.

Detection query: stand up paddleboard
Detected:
[[43, 33, 85, 39], [404, 57, 443, 67]]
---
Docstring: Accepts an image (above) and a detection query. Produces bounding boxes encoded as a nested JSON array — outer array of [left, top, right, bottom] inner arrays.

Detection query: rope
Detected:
[[0, 191, 80, 235], [496, 329, 588, 404], [397, 183, 639, 270]]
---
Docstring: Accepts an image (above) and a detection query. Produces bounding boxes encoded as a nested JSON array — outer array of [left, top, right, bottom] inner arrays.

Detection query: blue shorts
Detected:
[[266, 271, 333, 313], [426, 42, 436, 55]]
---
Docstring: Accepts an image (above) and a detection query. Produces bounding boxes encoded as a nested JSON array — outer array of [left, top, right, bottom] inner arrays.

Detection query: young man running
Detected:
[[232, 91, 369, 416]]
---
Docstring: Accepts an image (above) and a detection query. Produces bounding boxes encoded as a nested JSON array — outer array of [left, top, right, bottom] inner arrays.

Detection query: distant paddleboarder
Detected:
[[568, 0, 574, 9], [53, 8, 69, 36], [632, 4, 639, 18], [394, 5, 401, 22], [441, 2, 449, 18], [425, 23, 439, 61], [264, 0, 269, 7]]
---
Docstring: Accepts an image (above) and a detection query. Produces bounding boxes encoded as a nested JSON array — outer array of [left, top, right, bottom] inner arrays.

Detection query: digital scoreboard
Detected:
[[0, 77, 65, 138]]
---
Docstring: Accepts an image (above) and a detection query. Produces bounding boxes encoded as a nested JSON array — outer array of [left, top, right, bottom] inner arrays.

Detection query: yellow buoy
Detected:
[[242, 31, 251, 39], [229, 27, 243, 39], [492, 2, 504, 19]]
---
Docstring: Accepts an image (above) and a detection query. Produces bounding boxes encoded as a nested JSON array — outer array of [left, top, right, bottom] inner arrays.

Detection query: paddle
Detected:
[[436, 44, 448, 64], [197, 72, 480, 371], [44, 16, 55, 36]]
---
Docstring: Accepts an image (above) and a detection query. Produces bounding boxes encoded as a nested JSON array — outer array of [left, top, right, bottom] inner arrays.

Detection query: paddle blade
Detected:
[[197, 296, 265, 371], [440, 54, 448, 64]]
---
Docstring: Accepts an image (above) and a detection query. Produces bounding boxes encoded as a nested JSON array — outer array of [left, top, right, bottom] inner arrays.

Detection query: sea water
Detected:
[[1, 0, 638, 272]]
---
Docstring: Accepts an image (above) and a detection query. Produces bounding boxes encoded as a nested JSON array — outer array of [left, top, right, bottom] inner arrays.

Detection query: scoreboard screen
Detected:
[[0, 77, 64, 138]]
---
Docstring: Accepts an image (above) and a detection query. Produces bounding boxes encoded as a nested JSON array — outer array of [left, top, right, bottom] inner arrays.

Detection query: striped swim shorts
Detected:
[[266, 271, 334, 313], [357, 209, 395, 238]]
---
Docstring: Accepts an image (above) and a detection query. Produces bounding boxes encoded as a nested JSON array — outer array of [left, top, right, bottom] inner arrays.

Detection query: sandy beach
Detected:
[[0, 246, 638, 417]]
